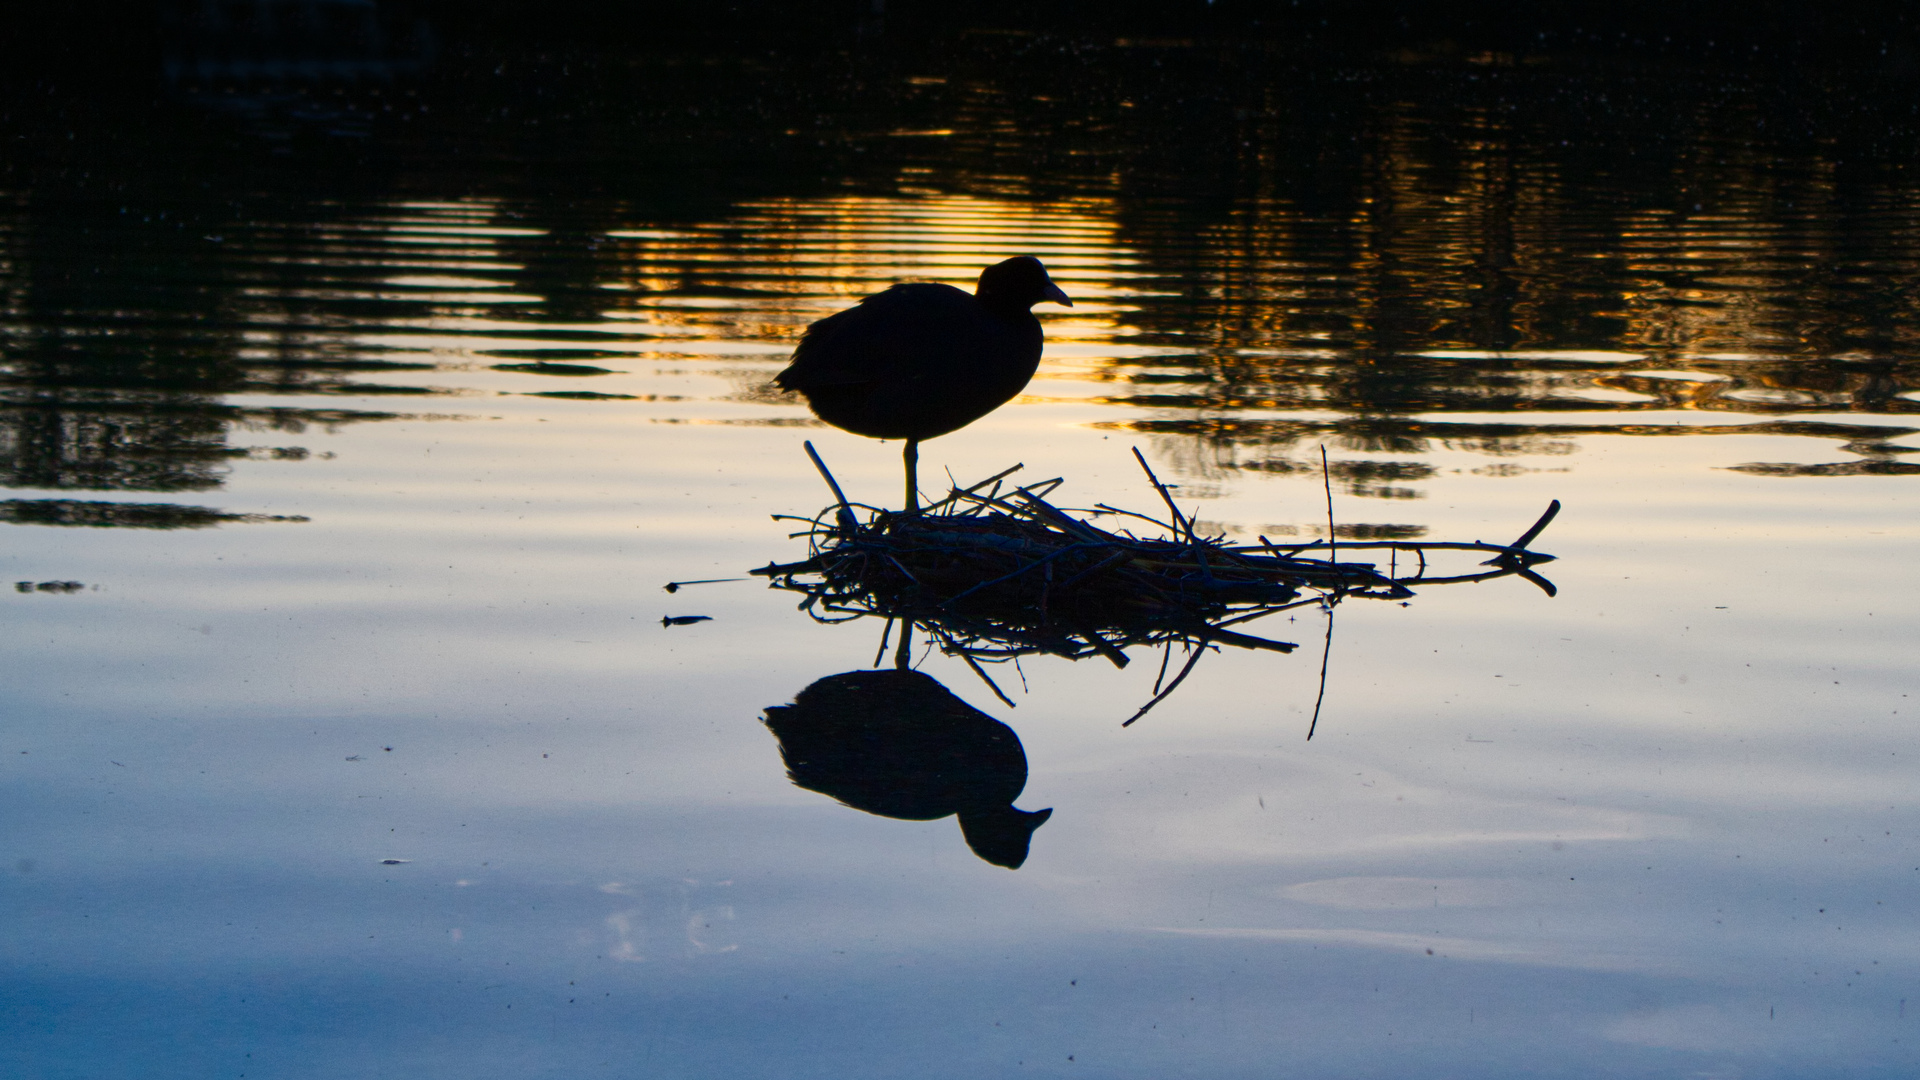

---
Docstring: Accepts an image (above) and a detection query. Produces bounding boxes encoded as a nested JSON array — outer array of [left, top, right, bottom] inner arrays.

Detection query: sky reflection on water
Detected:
[[3, 32, 1919, 1079]]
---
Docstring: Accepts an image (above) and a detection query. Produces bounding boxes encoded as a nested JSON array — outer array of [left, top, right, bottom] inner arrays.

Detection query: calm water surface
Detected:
[[4, 42, 1919, 1078]]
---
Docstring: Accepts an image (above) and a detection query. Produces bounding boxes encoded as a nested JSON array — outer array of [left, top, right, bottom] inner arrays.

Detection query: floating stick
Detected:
[[664, 578, 746, 592]]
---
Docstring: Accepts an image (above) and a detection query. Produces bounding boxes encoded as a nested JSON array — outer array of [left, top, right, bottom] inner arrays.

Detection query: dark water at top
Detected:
[[6, 41, 1917, 514], [4, 29, 1918, 1079]]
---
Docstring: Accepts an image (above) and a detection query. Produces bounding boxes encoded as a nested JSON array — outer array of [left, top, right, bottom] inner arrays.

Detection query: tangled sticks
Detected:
[[753, 442, 1560, 724]]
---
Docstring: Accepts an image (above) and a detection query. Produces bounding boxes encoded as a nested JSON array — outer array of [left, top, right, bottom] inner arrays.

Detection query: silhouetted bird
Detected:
[[775, 256, 1072, 510], [763, 668, 1053, 868]]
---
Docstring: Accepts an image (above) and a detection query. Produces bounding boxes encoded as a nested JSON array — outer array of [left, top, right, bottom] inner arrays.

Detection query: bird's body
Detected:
[[775, 256, 1071, 509], [778, 282, 1043, 441]]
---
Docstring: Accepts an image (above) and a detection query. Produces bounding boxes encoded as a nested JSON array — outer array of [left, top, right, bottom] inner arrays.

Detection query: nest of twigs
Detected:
[[752, 443, 1560, 725]]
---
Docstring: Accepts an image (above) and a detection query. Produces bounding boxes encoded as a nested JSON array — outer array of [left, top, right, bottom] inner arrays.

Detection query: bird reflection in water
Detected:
[[762, 665, 1052, 869]]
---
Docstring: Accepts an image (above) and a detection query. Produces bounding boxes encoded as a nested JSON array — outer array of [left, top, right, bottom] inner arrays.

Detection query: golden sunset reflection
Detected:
[[592, 193, 1139, 350]]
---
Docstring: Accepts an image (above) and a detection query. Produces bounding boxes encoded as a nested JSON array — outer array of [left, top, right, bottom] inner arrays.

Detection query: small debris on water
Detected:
[[345, 755, 363, 761], [665, 578, 748, 592], [380, 859, 411, 865], [15, 581, 85, 594], [662, 615, 713, 627]]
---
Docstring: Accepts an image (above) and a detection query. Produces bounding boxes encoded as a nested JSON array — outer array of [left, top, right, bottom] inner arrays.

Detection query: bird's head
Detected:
[[975, 256, 1072, 310], [959, 805, 1054, 869]]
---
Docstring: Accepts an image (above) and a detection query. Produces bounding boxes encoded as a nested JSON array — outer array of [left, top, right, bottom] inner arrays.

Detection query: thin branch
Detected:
[[1483, 499, 1563, 564], [955, 642, 1018, 708], [803, 440, 857, 532], [1152, 638, 1174, 694], [1132, 446, 1192, 543], [920, 463, 1025, 515], [1123, 642, 1207, 727], [1306, 602, 1336, 740], [1321, 444, 1337, 565]]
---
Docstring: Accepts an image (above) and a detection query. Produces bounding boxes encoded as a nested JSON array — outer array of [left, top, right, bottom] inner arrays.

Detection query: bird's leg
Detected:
[[894, 619, 914, 671], [903, 439, 920, 513]]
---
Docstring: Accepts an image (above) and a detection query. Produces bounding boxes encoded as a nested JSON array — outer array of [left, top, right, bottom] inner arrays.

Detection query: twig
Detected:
[[663, 578, 747, 592], [1123, 641, 1207, 726], [1185, 623, 1298, 654], [1010, 490, 1114, 543], [1131, 447, 1192, 543], [1025, 477, 1067, 501], [1210, 593, 1333, 628], [1095, 503, 1177, 533], [1306, 602, 1336, 740], [1483, 499, 1562, 564], [1321, 445, 1336, 565], [953, 641, 1018, 708], [803, 441, 857, 532], [1068, 620, 1132, 669], [920, 463, 1025, 515], [1515, 566, 1559, 597]]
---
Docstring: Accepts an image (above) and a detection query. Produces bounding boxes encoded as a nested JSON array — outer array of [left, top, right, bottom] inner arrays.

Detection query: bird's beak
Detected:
[[1043, 279, 1073, 307]]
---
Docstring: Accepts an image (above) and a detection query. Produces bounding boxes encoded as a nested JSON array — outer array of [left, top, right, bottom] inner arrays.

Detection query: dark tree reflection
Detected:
[[5, 22, 1919, 521]]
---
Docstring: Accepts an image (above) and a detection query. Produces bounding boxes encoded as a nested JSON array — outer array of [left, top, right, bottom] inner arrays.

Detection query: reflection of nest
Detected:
[[754, 444, 1559, 725]]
